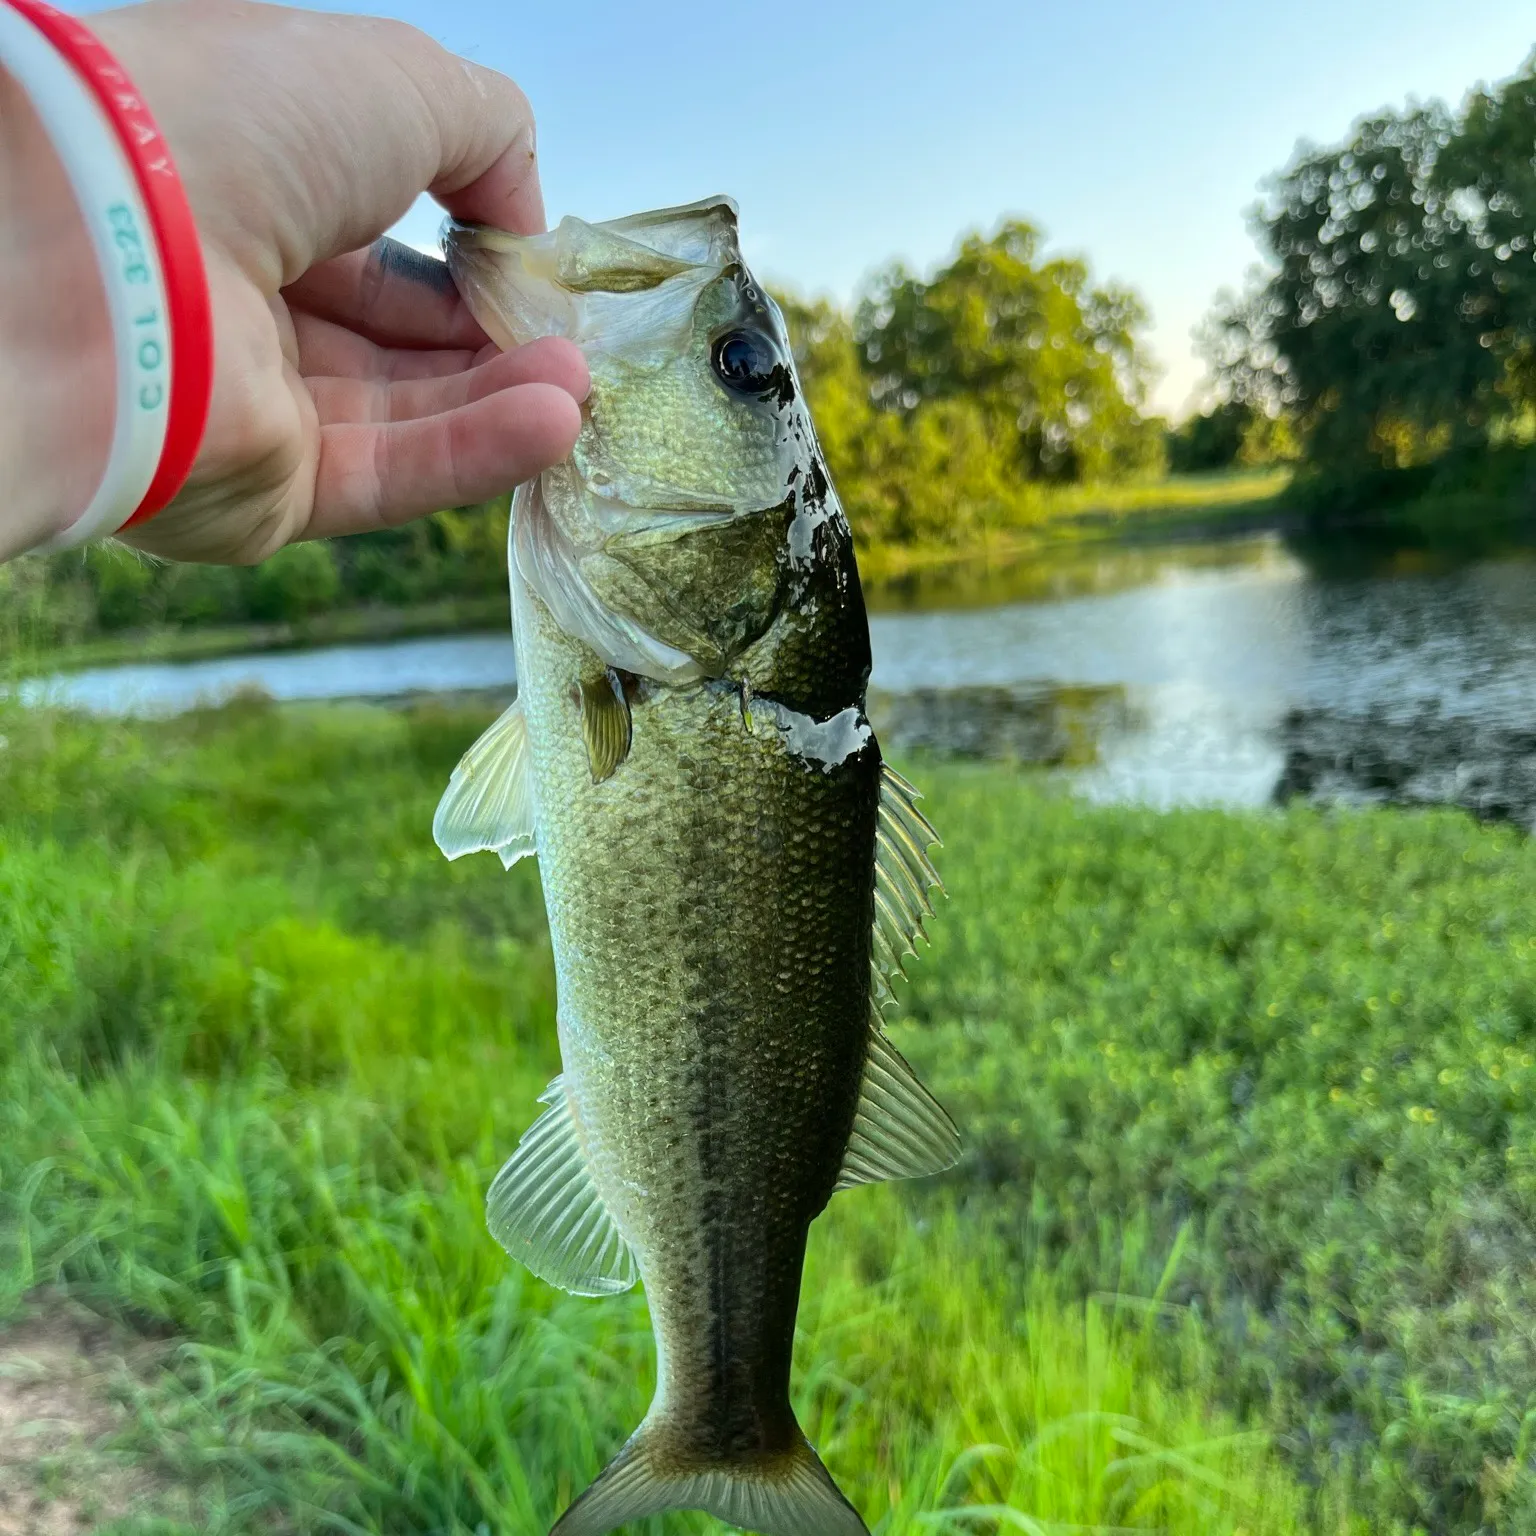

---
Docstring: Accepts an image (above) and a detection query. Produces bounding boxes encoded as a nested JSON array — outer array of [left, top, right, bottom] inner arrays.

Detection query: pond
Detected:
[[19, 520, 1536, 823]]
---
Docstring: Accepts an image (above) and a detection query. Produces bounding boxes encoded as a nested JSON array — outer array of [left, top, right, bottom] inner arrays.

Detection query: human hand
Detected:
[[2, 0, 587, 564]]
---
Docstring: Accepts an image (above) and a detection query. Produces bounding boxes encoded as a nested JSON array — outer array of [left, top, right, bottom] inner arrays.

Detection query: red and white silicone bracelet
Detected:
[[2, 0, 212, 548]]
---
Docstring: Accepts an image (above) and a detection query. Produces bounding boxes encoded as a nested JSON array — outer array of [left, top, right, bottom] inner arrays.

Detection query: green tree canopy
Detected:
[[853, 222, 1160, 483], [1212, 54, 1536, 478], [776, 294, 1019, 547], [775, 222, 1162, 552]]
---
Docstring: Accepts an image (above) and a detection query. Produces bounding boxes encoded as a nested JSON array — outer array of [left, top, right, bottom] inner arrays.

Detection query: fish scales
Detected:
[[432, 196, 960, 1536], [519, 564, 878, 1464]]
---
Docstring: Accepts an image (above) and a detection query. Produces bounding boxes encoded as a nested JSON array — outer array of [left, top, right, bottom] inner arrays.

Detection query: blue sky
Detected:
[[157, 0, 1536, 414]]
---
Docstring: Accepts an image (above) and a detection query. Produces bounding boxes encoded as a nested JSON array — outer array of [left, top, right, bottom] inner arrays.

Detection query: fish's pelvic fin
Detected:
[[836, 1022, 961, 1191], [872, 764, 944, 995], [579, 669, 633, 783], [486, 1075, 637, 1297], [551, 1427, 868, 1536], [433, 698, 537, 869]]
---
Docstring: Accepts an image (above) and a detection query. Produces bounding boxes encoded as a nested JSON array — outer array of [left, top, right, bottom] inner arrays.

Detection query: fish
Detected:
[[432, 196, 959, 1536]]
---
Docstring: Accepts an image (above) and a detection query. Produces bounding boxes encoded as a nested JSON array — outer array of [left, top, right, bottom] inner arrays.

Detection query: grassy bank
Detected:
[[83, 595, 508, 670], [7, 700, 1536, 1530], [850, 468, 1291, 583], [17, 594, 509, 673]]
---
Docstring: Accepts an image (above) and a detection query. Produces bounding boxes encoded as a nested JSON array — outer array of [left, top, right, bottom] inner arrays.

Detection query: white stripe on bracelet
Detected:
[[0, 1, 172, 550]]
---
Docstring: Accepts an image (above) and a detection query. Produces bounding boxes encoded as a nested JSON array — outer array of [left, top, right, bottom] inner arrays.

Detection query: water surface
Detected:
[[22, 524, 1536, 819]]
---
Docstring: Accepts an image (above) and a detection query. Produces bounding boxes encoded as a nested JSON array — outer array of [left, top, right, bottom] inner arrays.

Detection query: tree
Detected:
[[250, 542, 340, 622], [1436, 59, 1536, 418], [777, 293, 1023, 547], [1212, 54, 1536, 480], [1167, 403, 1250, 472], [853, 222, 1162, 484], [1166, 401, 1299, 473]]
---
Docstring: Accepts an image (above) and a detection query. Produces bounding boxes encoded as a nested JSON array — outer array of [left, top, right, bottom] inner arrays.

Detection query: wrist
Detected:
[[0, 61, 114, 560]]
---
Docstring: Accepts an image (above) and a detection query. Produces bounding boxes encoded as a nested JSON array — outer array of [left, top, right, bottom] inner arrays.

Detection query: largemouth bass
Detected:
[[433, 197, 959, 1536]]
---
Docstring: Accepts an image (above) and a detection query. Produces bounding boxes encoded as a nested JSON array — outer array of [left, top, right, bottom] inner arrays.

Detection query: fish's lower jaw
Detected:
[[550, 1424, 869, 1536]]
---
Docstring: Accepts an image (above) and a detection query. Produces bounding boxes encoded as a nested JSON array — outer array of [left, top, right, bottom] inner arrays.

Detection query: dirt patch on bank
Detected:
[[0, 1301, 173, 1535]]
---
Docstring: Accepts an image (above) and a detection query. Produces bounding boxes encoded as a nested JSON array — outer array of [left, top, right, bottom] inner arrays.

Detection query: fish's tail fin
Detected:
[[550, 1420, 868, 1536]]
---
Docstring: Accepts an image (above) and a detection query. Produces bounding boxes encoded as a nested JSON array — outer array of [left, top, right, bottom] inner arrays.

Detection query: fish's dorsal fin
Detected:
[[433, 699, 537, 869], [580, 670, 634, 783], [487, 1076, 638, 1297], [836, 1022, 961, 1191], [870, 763, 944, 997]]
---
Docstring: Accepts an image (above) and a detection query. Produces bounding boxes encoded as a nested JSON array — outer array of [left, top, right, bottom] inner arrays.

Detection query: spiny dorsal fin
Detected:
[[580, 670, 634, 783], [433, 699, 536, 869], [871, 762, 944, 997], [837, 1022, 961, 1191], [486, 1076, 638, 1296]]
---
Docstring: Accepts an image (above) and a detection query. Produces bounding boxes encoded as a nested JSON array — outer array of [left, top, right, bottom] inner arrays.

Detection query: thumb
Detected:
[[94, 1, 550, 289]]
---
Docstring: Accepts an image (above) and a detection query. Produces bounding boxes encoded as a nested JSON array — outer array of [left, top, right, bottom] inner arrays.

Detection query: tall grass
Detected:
[[6, 1061, 1322, 1535], [13, 696, 1524, 1531]]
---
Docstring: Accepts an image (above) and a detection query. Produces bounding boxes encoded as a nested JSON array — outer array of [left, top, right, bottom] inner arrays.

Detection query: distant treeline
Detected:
[[1183, 50, 1536, 512], [11, 220, 1177, 646]]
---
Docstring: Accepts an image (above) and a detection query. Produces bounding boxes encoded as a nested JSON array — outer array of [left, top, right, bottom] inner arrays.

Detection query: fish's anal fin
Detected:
[[433, 698, 537, 869], [871, 762, 944, 995], [836, 1023, 961, 1191], [580, 669, 634, 783], [552, 1425, 868, 1536], [486, 1075, 638, 1297]]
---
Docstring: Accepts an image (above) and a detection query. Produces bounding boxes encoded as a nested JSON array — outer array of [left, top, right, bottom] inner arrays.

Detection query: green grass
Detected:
[[1036, 466, 1291, 522], [7, 697, 1536, 1531]]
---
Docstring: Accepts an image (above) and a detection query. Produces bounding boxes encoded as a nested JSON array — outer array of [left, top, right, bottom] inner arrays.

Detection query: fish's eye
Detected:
[[711, 329, 781, 395]]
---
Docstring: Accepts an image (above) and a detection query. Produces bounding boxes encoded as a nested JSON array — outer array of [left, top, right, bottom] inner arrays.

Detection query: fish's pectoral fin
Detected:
[[486, 1075, 637, 1297], [433, 697, 537, 868], [580, 669, 633, 783], [871, 763, 944, 992], [552, 1422, 868, 1536], [836, 1022, 961, 1191]]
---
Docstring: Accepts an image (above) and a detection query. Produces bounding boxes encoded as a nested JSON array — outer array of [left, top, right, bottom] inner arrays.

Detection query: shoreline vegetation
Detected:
[[12, 698, 1536, 1529], [20, 451, 1536, 678], [14, 468, 1288, 673], [22, 454, 1536, 674]]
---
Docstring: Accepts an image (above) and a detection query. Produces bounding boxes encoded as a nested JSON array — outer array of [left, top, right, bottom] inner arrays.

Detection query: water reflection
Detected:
[[868, 684, 1134, 768], [14, 633, 520, 717], [864, 533, 1294, 612]]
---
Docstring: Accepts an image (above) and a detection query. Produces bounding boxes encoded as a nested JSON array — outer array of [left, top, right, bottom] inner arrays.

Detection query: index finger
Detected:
[[285, 238, 489, 351]]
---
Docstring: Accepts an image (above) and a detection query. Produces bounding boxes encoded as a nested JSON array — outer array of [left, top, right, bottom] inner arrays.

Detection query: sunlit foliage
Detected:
[[854, 222, 1161, 484], [1165, 400, 1300, 473], [777, 223, 1164, 552]]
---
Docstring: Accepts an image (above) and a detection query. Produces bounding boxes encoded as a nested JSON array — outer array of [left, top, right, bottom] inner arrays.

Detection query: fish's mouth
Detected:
[[442, 198, 744, 352]]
